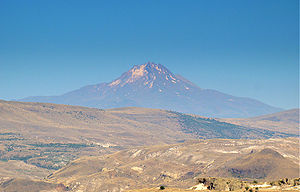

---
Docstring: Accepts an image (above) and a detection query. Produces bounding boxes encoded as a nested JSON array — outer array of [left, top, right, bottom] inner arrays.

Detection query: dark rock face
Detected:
[[19, 62, 281, 118]]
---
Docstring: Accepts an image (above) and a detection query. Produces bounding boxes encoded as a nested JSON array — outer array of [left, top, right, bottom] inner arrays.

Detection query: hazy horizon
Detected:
[[0, 0, 299, 109]]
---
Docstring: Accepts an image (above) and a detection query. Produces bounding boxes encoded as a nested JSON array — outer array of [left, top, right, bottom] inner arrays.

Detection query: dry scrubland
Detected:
[[0, 138, 299, 191], [44, 138, 299, 191], [0, 100, 298, 191], [0, 100, 296, 172]]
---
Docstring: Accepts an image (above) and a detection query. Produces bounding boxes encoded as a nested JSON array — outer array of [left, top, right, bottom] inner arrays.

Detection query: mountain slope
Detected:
[[0, 100, 294, 171], [221, 109, 299, 135], [19, 62, 281, 118]]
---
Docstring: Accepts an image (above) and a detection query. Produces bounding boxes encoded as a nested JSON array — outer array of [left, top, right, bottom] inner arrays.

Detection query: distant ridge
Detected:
[[19, 62, 282, 118], [221, 108, 299, 135]]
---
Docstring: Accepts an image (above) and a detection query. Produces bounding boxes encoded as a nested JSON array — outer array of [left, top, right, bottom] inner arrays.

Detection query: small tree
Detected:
[[160, 186, 165, 190]]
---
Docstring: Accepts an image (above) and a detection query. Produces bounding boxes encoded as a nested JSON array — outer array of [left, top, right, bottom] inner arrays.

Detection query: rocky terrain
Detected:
[[0, 137, 298, 192], [126, 177, 300, 192], [19, 62, 281, 118], [45, 137, 299, 191]]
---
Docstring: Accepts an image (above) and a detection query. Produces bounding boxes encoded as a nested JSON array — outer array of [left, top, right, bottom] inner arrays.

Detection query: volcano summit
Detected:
[[20, 62, 281, 117]]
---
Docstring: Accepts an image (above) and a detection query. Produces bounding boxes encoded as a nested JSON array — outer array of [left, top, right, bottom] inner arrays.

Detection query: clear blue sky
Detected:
[[0, 0, 298, 109]]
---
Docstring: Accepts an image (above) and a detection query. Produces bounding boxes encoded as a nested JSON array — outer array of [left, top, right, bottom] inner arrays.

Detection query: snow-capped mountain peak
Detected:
[[108, 62, 179, 88]]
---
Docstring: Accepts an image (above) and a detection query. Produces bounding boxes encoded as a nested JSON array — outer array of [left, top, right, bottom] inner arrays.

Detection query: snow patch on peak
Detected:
[[131, 64, 147, 78], [126, 64, 148, 83], [113, 62, 179, 86], [109, 79, 121, 87], [149, 81, 153, 88], [169, 74, 177, 81], [155, 65, 162, 72]]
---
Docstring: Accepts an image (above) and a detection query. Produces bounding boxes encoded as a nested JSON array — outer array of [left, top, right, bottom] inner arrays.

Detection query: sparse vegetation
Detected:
[[159, 185, 165, 190], [170, 111, 283, 139], [0, 101, 299, 192], [29, 143, 93, 148]]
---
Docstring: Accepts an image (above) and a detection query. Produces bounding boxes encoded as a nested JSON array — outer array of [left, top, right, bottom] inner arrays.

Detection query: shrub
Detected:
[[160, 186, 165, 190]]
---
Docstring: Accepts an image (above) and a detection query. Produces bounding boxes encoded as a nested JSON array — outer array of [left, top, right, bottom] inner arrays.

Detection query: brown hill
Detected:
[[0, 100, 293, 171], [0, 160, 50, 180], [221, 109, 299, 135], [0, 100, 298, 191], [207, 148, 299, 180], [0, 178, 61, 192], [0, 100, 191, 170]]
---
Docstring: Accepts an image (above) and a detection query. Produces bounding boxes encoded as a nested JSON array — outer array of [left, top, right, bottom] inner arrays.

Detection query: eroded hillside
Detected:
[[45, 137, 299, 192]]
